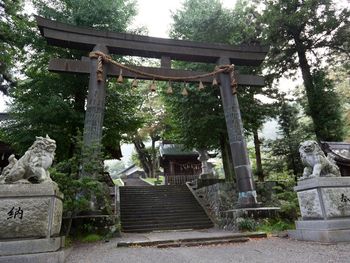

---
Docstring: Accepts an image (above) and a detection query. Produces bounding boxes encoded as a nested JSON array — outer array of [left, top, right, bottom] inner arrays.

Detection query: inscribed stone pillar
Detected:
[[83, 44, 109, 154], [217, 57, 257, 208]]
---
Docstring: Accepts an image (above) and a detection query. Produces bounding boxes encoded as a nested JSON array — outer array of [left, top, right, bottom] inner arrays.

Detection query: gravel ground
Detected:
[[65, 237, 350, 263]]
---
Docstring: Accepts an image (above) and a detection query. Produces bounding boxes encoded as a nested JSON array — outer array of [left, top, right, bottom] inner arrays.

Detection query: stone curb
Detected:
[[117, 232, 266, 247]]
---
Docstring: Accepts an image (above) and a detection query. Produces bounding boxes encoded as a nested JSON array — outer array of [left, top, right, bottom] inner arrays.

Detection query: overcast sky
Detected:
[[131, 0, 237, 38]]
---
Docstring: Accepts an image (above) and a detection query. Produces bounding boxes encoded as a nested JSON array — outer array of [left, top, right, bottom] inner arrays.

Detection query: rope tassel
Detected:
[[131, 78, 138, 88], [181, 83, 189, 96], [117, 69, 123, 83], [149, 80, 156, 92], [167, 81, 173, 94], [198, 80, 204, 91], [212, 76, 218, 87]]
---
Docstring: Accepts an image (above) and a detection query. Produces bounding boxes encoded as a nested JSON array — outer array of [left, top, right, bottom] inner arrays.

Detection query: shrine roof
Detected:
[[159, 144, 198, 157]]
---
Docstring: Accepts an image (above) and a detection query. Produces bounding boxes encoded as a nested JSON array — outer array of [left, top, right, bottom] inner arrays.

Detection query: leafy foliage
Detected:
[[162, 82, 226, 150], [264, 98, 314, 177], [80, 234, 103, 243], [33, 0, 136, 32], [0, 0, 33, 94], [167, 0, 279, 180], [1, 0, 142, 161], [50, 136, 110, 214], [236, 217, 257, 232], [303, 70, 345, 141], [257, 218, 295, 233], [268, 171, 300, 221], [257, 0, 349, 141]]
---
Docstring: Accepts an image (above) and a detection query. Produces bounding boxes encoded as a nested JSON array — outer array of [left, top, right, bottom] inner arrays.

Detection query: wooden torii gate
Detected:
[[36, 16, 268, 208]]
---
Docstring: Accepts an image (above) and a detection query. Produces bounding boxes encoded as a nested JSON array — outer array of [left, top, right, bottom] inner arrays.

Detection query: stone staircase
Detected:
[[120, 185, 213, 233]]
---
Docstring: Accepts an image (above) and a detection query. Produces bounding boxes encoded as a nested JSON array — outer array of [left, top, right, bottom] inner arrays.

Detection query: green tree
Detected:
[[332, 65, 350, 139], [167, 0, 278, 181], [264, 95, 314, 179], [128, 85, 165, 178], [33, 0, 136, 32], [258, 0, 349, 141], [0, 0, 32, 94], [162, 81, 234, 179], [1, 0, 141, 161]]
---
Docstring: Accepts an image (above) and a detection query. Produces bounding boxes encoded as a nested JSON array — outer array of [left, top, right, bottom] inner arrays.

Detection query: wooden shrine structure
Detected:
[[36, 16, 269, 207], [159, 143, 202, 185]]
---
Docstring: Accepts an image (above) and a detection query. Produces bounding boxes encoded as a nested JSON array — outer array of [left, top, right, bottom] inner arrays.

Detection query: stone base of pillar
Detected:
[[220, 207, 280, 230], [289, 177, 350, 243], [199, 172, 215, 180], [0, 183, 66, 261], [238, 190, 258, 208], [0, 247, 66, 263], [289, 219, 350, 242], [0, 236, 65, 257]]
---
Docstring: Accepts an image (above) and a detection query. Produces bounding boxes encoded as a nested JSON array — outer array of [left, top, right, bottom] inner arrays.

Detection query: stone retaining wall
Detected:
[[195, 181, 278, 230]]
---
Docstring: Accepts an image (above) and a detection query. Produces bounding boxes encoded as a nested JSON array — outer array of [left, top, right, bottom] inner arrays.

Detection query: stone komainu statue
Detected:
[[0, 135, 56, 184], [299, 140, 341, 180]]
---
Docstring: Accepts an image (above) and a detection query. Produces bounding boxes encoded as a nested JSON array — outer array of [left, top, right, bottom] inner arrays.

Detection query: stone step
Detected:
[[120, 185, 212, 233], [122, 217, 212, 226], [120, 192, 191, 195], [120, 197, 196, 202], [120, 192, 192, 197], [122, 222, 213, 233], [156, 238, 249, 248], [121, 185, 187, 189], [120, 202, 202, 208], [117, 232, 267, 247], [120, 207, 204, 215], [119, 190, 188, 194], [121, 211, 207, 220], [120, 191, 190, 195]]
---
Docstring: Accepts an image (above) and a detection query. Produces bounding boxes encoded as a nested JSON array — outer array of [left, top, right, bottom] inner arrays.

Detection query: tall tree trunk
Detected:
[[220, 134, 235, 182], [253, 129, 264, 182], [133, 138, 152, 177], [150, 136, 159, 178], [294, 36, 321, 139]]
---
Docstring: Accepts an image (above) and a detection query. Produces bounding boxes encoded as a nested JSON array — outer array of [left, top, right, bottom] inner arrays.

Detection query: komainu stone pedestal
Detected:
[[0, 183, 65, 262], [289, 177, 350, 242]]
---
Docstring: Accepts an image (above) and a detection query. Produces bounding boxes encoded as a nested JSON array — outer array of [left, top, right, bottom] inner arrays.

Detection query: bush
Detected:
[[257, 218, 295, 233], [267, 171, 300, 221], [81, 234, 103, 243], [50, 135, 114, 236], [236, 217, 257, 232]]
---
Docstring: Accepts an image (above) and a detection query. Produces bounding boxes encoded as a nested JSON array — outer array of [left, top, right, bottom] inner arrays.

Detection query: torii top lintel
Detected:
[[36, 16, 268, 67]]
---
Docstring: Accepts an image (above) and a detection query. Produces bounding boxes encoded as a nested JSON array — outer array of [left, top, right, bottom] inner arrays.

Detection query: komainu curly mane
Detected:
[[0, 135, 56, 184], [299, 140, 340, 180]]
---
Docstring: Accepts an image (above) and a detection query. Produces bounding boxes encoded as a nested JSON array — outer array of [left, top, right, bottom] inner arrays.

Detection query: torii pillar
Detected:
[[218, 57, 257, 207], [82, 44, 109, 172]]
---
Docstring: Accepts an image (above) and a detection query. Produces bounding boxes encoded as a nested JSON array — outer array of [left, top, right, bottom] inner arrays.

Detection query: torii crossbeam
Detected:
[[36, 16, 269, 207]]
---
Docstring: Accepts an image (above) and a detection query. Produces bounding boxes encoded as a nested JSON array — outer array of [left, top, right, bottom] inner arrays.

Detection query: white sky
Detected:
[[131, 0, 238, 38]]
